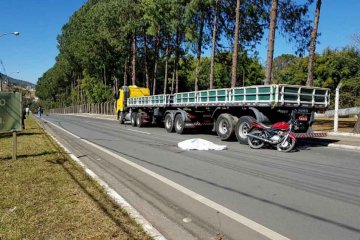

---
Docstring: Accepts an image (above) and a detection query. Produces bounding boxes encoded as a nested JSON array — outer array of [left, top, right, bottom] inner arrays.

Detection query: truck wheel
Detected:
[[164, 114, 174, 132], [131, 112, 137, 127], [136, 114, 143, 128], [118, 112, 124, 124], [215, 113, 237, 141], [235, 116, 256, 144], [174, 114, 185, 134]]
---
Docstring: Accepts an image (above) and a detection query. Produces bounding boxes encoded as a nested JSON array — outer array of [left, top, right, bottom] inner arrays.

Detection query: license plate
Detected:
[[298, 115, 308, 121]]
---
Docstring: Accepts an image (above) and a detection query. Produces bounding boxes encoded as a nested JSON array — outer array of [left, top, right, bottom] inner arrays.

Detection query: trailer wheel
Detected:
[[215, 113, 237, 141], [131, 112, 137, 127], [164, 114, 174, 132], [235, 116, 256, 144], [174, 114, 185, 134], [136, 114, 143, 128], [118, 112, 124, 124]]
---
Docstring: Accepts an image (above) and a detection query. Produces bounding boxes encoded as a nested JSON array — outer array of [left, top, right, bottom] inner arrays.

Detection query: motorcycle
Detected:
[[246, 118, 297, 152]]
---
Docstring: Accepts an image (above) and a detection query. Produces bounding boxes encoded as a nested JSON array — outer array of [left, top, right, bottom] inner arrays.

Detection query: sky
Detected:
[[0, 0, 359, 85]]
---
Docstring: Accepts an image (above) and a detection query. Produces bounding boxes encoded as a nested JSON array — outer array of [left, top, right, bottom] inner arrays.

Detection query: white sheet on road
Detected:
[[178, 138, 227, 151]]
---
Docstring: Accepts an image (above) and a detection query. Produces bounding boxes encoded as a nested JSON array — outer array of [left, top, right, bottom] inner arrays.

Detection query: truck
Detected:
[[115, 84, 330, 144]]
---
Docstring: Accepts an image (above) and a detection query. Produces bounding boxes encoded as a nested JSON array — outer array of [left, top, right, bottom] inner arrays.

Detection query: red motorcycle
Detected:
[[246, 119, 297, 152]]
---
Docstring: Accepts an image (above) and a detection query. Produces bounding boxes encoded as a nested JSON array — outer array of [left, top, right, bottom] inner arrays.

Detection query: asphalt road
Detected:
[[39, 114, 360, 240]]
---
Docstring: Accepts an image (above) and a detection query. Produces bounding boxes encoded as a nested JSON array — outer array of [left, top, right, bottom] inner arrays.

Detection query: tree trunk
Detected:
[[353, 114, 360, 134], [264, 0, 278, 85], [306, 0, 322, 86], [152, 31, 161, 95], [231, 0, 241, 88], [175, 29, 180, 93], [175, 70, 179, 93], [131, 33, 136, 86], [171, 71, 175, 94], [209, 0, 220, 90], [114, 75, 118, 93], [143, 31, 149, 89], [195, 12, 205, 92], [124, 58, 128, 86], [163, 45, 169, 94], [103, 65, 107, 86]]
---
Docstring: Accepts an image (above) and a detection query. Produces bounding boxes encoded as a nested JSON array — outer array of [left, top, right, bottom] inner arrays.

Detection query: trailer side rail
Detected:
[[127, 84, 330, 109]]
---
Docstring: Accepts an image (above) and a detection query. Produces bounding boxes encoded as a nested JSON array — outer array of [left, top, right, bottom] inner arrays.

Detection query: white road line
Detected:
[[127, 128, 151, 135], [45, 119, 290, 240], [41, 119, 166, 240]]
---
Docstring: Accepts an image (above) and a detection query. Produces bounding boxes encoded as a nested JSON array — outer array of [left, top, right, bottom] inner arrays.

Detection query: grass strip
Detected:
[[0, 116, 152, 240], [312, 118, 356, 132]]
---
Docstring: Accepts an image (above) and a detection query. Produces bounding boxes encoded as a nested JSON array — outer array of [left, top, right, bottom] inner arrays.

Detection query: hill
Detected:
[[0, 73, 35, 88]]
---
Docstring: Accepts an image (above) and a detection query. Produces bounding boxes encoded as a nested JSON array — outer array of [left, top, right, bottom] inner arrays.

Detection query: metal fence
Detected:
[[48, 101, 116, 116]]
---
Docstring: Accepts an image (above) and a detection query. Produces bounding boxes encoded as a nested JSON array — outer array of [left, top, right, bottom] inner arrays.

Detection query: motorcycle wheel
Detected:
[[277, 137, 296, 152], [247, 130, 265, 149]]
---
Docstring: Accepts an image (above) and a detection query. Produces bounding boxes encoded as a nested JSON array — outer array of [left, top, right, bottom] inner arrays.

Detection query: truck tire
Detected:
[[215, 113, 237, 141], [235, 116, 256, 144], [174, 114, 185, 134], [164, 114, 174, 132], [131, 112, 137, 127], [136, 113, 143, 128], [118, 112, 124, 124]]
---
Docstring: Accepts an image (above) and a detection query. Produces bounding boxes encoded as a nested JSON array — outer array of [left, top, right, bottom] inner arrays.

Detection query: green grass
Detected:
[[0, 117, 152, 240]]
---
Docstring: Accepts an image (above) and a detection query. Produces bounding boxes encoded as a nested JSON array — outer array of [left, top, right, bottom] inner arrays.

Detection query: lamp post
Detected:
[[0, 32, 20, 38], [5, 71, 20, 84], [0, 71, 20, 91], [0, 32, 20, 91]]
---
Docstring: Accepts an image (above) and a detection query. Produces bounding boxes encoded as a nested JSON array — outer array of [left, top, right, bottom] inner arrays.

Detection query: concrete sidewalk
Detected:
[[302, 133, 360, 151], [54, 113, 360, 151]]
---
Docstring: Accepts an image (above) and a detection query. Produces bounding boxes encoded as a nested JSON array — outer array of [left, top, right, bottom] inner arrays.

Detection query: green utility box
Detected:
[[0, 92, 22, 132]]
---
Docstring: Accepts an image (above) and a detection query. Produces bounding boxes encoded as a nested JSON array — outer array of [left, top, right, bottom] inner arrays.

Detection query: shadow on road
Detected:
[[296, 138, 340, 150]]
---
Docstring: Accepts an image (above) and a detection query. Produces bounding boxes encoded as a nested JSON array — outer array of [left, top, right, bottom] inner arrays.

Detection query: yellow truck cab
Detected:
[[116, 85, 150, 123]]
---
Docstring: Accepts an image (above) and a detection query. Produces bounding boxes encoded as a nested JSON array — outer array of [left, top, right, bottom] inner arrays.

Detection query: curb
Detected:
[[37, 118, 167, 240], [327, 143, 360, 151], [327, 131, 360, 138], [301, 139, 360, 152]]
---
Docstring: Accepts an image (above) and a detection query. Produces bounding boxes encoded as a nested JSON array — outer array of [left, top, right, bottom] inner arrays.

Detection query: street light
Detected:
[[4, 71, 20, 84], [0, 32, 20, 91], [0, 32, 20, 38], [0, 71, 20, 91]]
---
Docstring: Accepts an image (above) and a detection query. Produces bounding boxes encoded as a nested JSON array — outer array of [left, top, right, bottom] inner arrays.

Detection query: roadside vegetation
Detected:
[[35, 0, 360, 110], [0, 117, 151, 240]]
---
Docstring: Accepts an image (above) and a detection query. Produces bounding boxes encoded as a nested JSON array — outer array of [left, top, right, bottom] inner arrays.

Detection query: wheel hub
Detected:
[[239, 123, 250, 138], [218, 119, 229, 135]]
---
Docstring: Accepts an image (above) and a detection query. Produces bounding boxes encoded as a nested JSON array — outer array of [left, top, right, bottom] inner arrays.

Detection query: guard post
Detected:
[[0, 92, 22, 160]]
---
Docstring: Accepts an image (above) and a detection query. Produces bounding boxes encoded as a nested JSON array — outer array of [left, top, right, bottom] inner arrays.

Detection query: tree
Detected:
[[353, 32, 360, 50], [231, 0, 241, 87], [131, 33, 137, 85], [306, 0, 322, 86], [185, 0, 212, 91], [264, 0, 278, 85], [209, 0, 221, 89], [36, 0, 316, 108]]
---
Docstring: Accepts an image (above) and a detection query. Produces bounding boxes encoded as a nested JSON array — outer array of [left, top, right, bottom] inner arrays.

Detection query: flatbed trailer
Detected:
[[116, 84, 330, 144]]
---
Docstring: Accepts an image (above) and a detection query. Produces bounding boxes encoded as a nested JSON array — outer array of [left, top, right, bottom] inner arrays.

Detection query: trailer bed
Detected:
[[127, 84, 330, 109]]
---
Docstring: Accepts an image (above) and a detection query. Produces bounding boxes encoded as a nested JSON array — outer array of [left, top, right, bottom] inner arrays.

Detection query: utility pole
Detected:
[[334, 82, 342, 132]]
